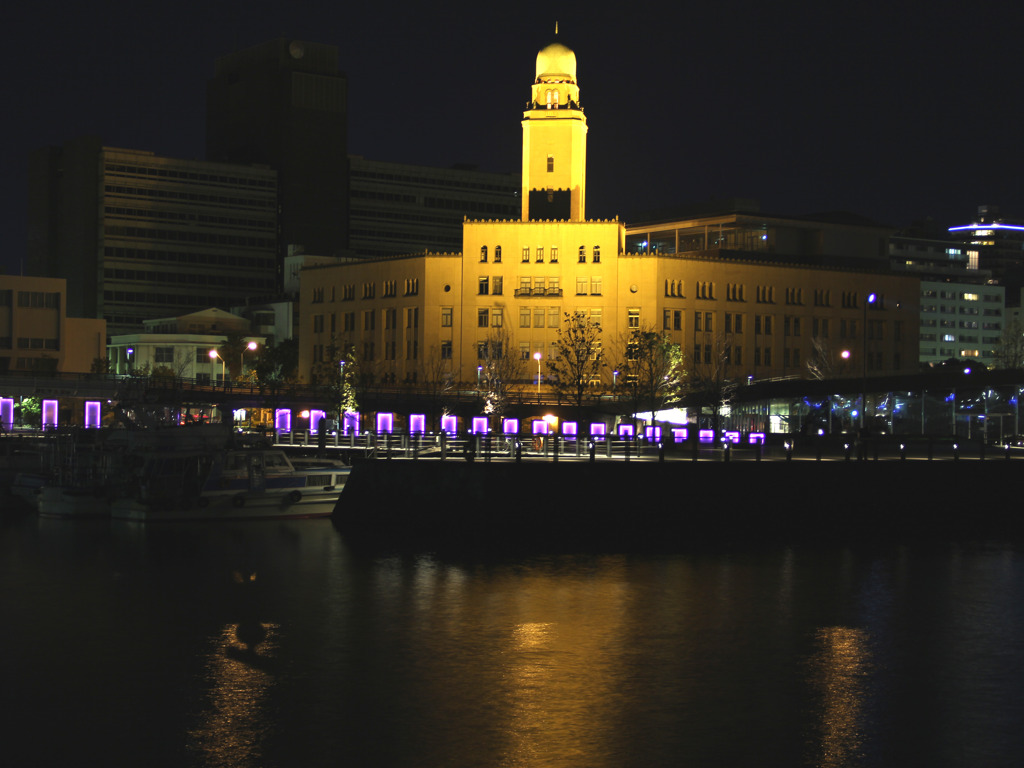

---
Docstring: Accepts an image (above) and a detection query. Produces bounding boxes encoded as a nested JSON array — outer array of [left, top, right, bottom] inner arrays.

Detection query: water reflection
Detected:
[[188, 571, 280, 768], [809, 626, 872, 768]]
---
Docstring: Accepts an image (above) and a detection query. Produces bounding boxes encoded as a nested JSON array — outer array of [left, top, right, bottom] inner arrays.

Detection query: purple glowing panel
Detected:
[[376, 412, 394, 434], [42, 399, 58, 429], [409, 414, 426, 434], [589, 423, 606, 436], [723, 431, 741, 444], [310, 410, 326, 434], [343, 412, 359, 435], [699, 429, 715, 443], [472, 417, 488, 434], [441, 415, 458, 435], [671, 428, 688, 443], [562, 421, 577, 437], [84, 401, 101, 429], [502, 418, 519, 435], [617, 424, 634, 437], [532, 420, 549, 435], [1, 398, 14, 431], [748, 432, 766, 445], [275, 409, 291, 433], [644, 426, 662, 442]]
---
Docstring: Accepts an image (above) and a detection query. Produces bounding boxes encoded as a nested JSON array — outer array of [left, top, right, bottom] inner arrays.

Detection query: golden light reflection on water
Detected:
[[188, 620, 279, 768], [809, 626, 872, 768]]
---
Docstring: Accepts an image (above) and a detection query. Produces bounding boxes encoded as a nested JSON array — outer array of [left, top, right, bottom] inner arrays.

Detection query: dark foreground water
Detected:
[[2, 516, 1023, 768]]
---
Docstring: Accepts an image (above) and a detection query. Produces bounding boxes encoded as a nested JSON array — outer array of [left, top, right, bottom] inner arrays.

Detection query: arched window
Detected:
[[480, 245, 487, 262], [494, 245, 502, 263], [545, 90, 553, 109], [578, 245, 586, 263]]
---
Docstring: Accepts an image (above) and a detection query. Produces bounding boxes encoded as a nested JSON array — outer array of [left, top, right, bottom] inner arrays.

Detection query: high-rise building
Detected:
[[949, 205, 1024, 305], [206, 39, 349, 259], [349, 156, 519, 258], [889, 233, 1004, 366], [27, 138, 279, 337]]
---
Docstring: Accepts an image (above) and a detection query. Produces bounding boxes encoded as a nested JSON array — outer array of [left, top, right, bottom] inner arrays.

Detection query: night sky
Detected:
[[4, 0, 1023, 274]]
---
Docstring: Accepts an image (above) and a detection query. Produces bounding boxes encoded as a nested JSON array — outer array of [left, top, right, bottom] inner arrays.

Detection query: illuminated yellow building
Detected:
[[299, 41, 919, 389]]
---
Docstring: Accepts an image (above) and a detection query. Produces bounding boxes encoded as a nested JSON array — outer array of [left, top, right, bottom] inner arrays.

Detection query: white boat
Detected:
[[110, 448, 349, 522]]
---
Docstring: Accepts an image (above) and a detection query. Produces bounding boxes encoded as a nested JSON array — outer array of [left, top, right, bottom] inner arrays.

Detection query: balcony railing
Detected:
[[513, 287, 564, 298]]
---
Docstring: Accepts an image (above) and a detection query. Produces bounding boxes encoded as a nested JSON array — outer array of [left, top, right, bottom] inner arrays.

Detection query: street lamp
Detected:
[[126, 347, 134, 374], [613, 369, 619, 390], [240, 340, 258, 377], [534, 352, 542, 399], [209, 349, 225, 386], [861, 292, 877, 429]]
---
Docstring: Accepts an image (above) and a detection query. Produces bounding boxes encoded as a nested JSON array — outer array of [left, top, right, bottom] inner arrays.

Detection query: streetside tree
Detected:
[[687, 333, 736, 437], [546, 311, 604, 413], [415, 345, 457, 431], [480, 325, 526, 415], [994, 317, 1024, 369], [612, 325, 686, 424], [313, 337, 359, 421]]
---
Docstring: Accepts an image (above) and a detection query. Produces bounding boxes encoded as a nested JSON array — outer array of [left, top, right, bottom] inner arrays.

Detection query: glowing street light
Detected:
[[209, 349, 225, 385], [534, 352, 542, 399], [240, 340, 258, 376]]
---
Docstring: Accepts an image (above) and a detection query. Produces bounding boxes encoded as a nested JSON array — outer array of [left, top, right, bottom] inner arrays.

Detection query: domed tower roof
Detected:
[[535, 42, 577, 83]]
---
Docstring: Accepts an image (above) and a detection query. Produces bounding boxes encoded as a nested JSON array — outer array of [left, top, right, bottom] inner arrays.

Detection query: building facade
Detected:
[[108, 308, 264, 382], [349, 156, 519, 258], [298, 40, 920, 391], [0, 276, 106, 373], [890, 234, 1004, 366], [28, 138, 279, 337]]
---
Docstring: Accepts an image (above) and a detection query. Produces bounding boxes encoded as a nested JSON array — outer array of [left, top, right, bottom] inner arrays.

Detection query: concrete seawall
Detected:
[[332, 459, 1021, 551]]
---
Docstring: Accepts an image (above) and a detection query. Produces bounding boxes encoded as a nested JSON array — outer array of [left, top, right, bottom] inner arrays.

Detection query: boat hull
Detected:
[[37, 485, 113, 519], [110, 487, 341, 522]]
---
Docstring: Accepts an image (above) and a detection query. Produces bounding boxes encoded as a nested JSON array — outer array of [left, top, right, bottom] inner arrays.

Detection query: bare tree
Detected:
[[612, 325, 686, 422], [806, 336, 840, 380], [994, 317, 1024, 369], [688, 333, 736, 436], [415, 345, 457, 430], [480, 326, 525, 415], [546, 311, 604, 411]]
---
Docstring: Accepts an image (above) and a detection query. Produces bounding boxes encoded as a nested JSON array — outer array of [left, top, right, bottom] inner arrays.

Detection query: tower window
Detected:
[[547, 155, 554, 173]]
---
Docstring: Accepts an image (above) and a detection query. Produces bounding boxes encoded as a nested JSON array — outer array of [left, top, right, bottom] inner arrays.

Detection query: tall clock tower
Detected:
[[521, 41, 587, 221]]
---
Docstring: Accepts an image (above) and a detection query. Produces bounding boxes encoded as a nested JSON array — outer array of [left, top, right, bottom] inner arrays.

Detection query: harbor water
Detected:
[[2, 515, 1023, 767]]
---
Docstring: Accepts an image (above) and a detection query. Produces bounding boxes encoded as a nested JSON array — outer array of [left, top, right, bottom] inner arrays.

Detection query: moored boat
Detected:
[[111, 448, 349, 522]]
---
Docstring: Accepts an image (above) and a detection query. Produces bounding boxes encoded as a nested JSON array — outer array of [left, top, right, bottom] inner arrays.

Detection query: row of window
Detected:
[[479, 245, 603, 264], [104, 225, 274, 249], [312, 280, 421, 303], [663, 284, 850, 308], [4, 291, 61, 309], [105, 184, 276, 211], [105, 163, 276, 189], [104, 246, 275, 270], [313, 308, 421, 335], [103, 268, 272, 289], [104, 206, 274, 231]]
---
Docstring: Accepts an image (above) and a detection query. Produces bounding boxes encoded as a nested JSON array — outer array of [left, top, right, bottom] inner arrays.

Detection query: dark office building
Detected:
[[206, 39, 349, 258], [27, 137, 279, 337]]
